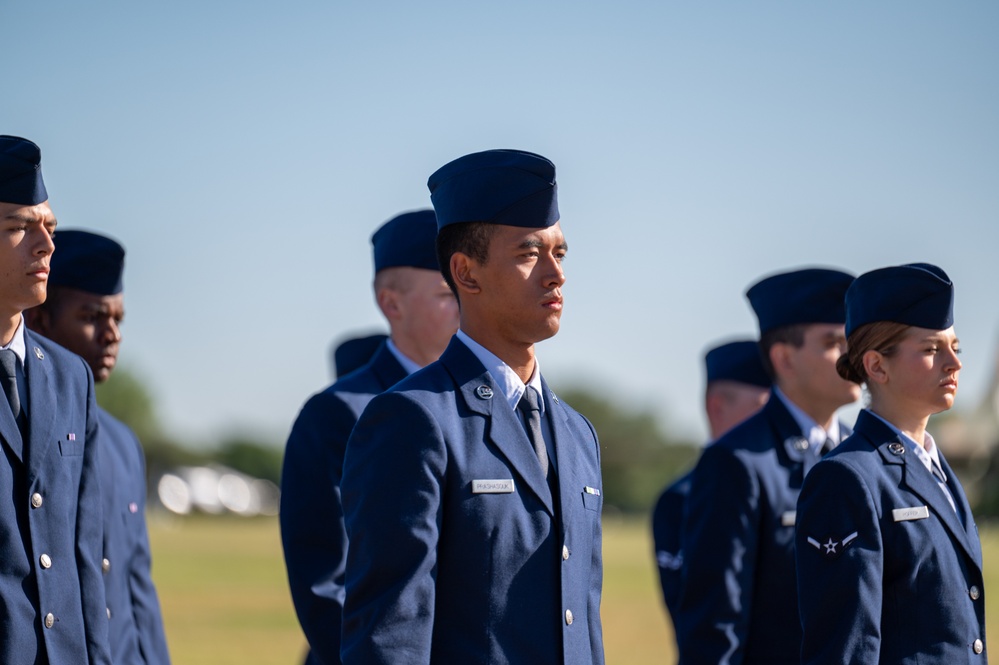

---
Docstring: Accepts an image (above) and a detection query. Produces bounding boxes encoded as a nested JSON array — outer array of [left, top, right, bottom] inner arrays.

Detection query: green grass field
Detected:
[[149, 514, 999, 664]]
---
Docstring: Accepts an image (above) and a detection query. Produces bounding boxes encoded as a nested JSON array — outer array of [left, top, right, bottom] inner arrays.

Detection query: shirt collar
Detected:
[[384, 338, 422, 376], [774, 386, 840, 450], [1, 316, 27, 365], [456, 329, 544, 414], [866, 409, 945, 477]]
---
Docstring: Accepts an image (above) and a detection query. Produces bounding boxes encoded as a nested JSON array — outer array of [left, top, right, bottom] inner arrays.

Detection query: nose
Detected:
[[35, 227, 55, 256], [544, 253, 566, 288], [947, 348, 962, 372], [102, 319, 122, 344]]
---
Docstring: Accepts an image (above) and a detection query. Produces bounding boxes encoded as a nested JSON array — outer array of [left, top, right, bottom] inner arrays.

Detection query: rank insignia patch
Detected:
[[806, 531, 858, 559]]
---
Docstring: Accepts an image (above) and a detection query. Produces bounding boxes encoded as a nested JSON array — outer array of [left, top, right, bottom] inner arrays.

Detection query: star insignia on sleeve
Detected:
[[807, 532, 858, 559]]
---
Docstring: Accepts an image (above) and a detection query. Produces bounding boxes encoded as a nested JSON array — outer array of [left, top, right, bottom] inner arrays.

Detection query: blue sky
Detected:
[[5, 2, 998, 446]]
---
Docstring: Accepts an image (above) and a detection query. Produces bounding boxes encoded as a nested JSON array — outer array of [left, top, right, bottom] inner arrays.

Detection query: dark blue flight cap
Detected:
[[333, 333, 388, 378], [371, 210, 440, 273], [705, 340, 771, 388], [0, 135, 48, 205], [845, 263, 954, 337], [746, 268, 854, 335], [49, 229, 125, 296], [427, 149, 559, 230]]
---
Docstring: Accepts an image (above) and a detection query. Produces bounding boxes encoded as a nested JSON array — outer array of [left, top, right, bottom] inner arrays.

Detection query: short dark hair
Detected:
[[758, 324, 808, 378], [435, 222, 497, 301]]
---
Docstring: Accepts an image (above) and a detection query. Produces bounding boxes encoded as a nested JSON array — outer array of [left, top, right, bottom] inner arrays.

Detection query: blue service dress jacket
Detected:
[[340, 337, 605, 665], [280, 341, 407, 665], [651, 469, 693, 621], [98, 407, 171, 665], [676, 391, 848, 665], [0, 330, 111, 665], [796, 409, 987, 664]]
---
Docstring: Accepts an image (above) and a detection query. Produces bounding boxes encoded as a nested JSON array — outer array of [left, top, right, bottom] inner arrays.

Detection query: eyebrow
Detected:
[[2, 212, 57, 226], [519, 238, 569, 251]]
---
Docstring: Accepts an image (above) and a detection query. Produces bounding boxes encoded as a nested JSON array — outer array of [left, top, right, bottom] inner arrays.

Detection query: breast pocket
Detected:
[[581, 486, 602, 512], [59, 439, 84, 456]]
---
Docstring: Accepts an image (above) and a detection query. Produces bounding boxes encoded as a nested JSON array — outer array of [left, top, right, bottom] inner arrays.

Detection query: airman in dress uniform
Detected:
[[0, 136, 111, 664], [26, 229, 172, 665], [651, 340, 770, 637], [675, 268, 860, 665], [341, 149, 605, 664], [280, 209, 458, 665], [796, 263, 986, 664]]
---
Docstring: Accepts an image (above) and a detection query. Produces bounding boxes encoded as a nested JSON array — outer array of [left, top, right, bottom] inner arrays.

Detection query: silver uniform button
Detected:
[[970, 585, 981, 600], [973, 639, 983, 654], [107, 607, 112, 619], [30, 493, 43, 508], [562, 545, 570, 561], [44, 613, 54, 629], [102, 558, 111, 573], [39, 554, 52, 569], [565, 609, 573, 625]]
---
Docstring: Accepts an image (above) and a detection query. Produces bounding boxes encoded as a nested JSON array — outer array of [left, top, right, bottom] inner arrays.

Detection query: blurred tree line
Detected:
[[95, 367, 283, 486], [97, 368, 702, 515]]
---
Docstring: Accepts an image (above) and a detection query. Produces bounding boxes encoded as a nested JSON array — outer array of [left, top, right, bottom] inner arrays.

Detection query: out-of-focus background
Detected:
[[5, 1, 999, 662]]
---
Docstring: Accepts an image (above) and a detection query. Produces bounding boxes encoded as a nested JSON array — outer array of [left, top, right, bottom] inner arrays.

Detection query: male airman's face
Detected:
[[786, 323, 862, 408], [472, 222, 567, 346], [0, 200, 56, 322], [36, 288, 125, 383], [391, 267, 459, 359]]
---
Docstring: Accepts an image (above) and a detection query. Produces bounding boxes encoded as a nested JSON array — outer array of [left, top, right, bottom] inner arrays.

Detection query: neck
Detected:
[[777, 384, 838, 431], [0, 312, 20, 348], [389, 334, 435, 368], [460, 320, 536, 383], [868, 396, 930, 447]]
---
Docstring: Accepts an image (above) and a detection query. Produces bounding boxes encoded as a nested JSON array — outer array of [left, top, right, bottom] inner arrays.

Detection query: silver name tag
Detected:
[[781, 511, 796, 526], [893, 505, 929, 522], [472, 479, 515, 494]]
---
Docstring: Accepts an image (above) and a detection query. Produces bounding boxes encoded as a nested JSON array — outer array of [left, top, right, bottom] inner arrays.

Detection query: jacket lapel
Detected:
[[766, 394, 815, 486], [23, 334, 56, 481], [369, 342, 408, 392], [541, 377, 573, 538], [937, 451, 983, 567], [858, 411, 981, 569], [441, 339, 554, 516], [0, 383, 24, 462]]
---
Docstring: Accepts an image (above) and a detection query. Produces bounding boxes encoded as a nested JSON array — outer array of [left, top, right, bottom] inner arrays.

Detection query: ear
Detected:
[[704, 390, 723, 428], [450, 252, 481, 296], [863, 350, 889, 385], [23, 305, 50, 335], [376, 287, 402, 323], [769, 342, 792, 378]]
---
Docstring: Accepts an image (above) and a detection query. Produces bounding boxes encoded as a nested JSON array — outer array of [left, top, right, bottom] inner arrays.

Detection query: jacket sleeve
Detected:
[[77, 363, 112, 665], [675, 445, 758, 665], [584, 417, 605, 664], [125, 435, 172, 665], [340, 392, 446, 665], [796, 459, 882, 665], [280, 392, 356, 665]]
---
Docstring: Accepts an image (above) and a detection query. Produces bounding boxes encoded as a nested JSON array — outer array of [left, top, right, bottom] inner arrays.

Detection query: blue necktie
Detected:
[[517, 388, 549, 478]]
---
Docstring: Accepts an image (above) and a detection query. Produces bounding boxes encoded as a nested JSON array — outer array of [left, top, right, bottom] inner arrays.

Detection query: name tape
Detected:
[[892, 505, 929, 522], [472, 479, 515, 494]]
